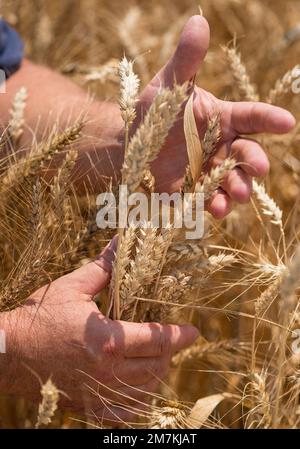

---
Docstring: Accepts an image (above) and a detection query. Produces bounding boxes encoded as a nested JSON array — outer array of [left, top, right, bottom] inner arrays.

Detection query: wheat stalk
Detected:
[[195, 158, 236, 200], [223, 46, 259, 101], [166, 241, 207, 265]]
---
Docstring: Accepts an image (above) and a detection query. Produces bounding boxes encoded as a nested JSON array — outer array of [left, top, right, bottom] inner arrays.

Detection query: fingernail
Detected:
[[96, 235, 118, 267]]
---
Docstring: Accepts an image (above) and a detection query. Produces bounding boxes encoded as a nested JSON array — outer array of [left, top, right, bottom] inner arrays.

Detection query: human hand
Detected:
[[0, 238, 198, 424], [139, 15, 295, 218]]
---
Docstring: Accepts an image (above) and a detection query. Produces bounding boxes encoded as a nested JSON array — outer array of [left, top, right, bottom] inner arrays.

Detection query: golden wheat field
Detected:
[[1, 0, 300, 430]]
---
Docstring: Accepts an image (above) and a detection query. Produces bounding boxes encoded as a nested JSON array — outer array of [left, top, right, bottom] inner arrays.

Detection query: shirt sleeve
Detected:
[[0, 18, 24, 78]]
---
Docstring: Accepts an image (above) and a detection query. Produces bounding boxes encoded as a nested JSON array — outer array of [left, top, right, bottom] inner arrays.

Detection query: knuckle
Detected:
[[102, 336, 121, 359]]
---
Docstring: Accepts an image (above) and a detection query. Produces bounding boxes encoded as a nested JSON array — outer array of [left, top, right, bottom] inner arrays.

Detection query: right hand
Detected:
[[1, 238, 199, 425]]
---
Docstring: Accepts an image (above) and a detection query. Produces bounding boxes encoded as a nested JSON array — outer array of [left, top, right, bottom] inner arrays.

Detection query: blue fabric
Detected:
[[0, 19, 24, 77]]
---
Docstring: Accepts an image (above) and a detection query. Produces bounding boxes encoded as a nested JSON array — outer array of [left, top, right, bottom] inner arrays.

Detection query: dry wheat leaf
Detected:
[[183, 93, 203, 185], [186, 393, 230, 428]]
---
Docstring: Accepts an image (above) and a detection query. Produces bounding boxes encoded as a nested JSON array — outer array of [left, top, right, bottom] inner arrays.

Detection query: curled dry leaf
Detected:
[[183, 93, 203, 187], [186, 393, 231, 428]]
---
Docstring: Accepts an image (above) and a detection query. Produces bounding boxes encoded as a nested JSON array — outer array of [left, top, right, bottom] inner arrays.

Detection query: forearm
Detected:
[[0, 310, 17, 394], [0, 59, 124, 192], [0, 306, 43, 399]]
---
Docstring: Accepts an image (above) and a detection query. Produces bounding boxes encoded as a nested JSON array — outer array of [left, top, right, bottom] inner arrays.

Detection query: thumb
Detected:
[[66, 235, 117, 296], [160, 15, 210, 87]]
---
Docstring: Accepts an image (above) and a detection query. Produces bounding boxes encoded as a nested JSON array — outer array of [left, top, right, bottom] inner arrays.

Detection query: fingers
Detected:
[[206, 169, 252, 218], [228, 101, 296, 135], [206, 189, 233, 219], [205, 137, 270, 218], [160, 15, 210, 86], [230, 138, 269, 177], [65, 236, 117, 296], [111, 356, 170, 386], [221, 167, 252, 203], [120, 321, 199, 358]]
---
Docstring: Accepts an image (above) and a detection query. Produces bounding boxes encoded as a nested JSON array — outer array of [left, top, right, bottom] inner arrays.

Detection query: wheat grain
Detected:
[[111, 226, 136, 297], [8, 86, 27, 145], [202, 112, 221, 166], [36, 378, 60, 429], [244, 372, 271, 429], [195, 158, 236, 200], [120, 225, 168, 320], [280, 245, 300, 313], [119, 56, 140, 127], [1, 121, 83, 192], [122, 84, 188, 194], [267, 65, 300, 104], [255, 278, 282, 316], [252, 180, 283, 226], [149, 400, 187, 429], [223, 46, 259, 101], [181, 165, 194, 194], [84, 59, 119, 84], [140, 169, 155, 193]]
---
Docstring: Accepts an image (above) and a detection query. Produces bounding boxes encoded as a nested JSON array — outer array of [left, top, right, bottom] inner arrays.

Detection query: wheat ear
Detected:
[[195, 158, 236, 200], [122, 84, 188, 195], [266, 65, 300, 104], [8, 86, 27, 145], [223, 46, 259, 101], [36, 378, 60, 429], [202, 112, 221, 165]]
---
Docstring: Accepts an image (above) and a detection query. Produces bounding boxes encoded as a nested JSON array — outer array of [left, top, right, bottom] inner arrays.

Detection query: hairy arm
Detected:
[[0, 59, 124, 192], [0, 311, 18, 394]]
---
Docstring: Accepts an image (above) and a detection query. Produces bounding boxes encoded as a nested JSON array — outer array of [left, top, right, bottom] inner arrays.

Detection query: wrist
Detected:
[[76, 100, 125, 192]]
